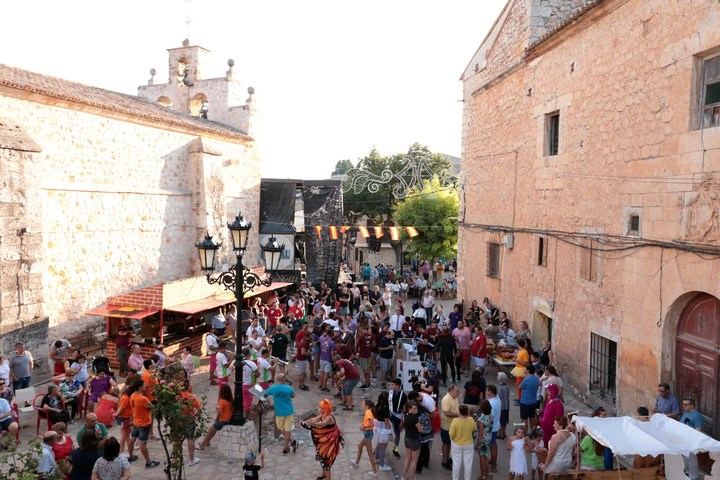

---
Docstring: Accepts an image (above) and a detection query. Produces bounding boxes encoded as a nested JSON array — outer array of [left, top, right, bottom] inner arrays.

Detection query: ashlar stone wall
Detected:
[[0, 93, 261, 353], [459, 0, 720, 414]]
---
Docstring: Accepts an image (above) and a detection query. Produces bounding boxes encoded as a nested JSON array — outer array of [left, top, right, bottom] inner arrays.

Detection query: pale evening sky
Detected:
[[2, 0, 506, 179]]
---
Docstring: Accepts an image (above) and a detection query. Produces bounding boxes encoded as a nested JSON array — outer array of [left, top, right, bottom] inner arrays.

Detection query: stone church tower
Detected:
[[138, 39, 256, 135]]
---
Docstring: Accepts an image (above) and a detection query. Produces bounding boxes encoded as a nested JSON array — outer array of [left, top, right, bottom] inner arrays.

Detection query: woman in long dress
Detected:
[[539, 416, 577, 476], [539, 384, 564, 446], [301, 399, 344, 480]]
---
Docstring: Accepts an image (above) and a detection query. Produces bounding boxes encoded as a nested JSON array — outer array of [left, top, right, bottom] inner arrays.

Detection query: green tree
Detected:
[[332, 159, 354, 175], [341, 143, 454, 222], [393, 177, 459, 260]]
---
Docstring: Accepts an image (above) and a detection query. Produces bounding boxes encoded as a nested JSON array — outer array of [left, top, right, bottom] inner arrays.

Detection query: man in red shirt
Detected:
[[264, 303, 283, 332], [334, 355, 360, 410], [288, 302, 304, 322], [425, 320, 439, 362], [471, 328, 488, 371], [294, 323, 310, 391], [355, 325, 374, 389]]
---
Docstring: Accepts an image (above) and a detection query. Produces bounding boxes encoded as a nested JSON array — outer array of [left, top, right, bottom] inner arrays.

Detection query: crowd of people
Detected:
[[0, 255, 710, 479]]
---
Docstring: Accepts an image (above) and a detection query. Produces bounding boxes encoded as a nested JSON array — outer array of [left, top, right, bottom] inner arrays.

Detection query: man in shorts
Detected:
[[355, 324, 374, 389], [376, 327, 395, 388], [519, 365, 541, 429], [318, 326, 335, 392], [264, 373, 297, 454], [334, 355, 360, 410], [294, 323, 311, 391], [127, 381, 160, 469]]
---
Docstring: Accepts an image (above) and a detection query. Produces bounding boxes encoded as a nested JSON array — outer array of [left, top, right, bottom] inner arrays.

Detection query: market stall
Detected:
[[85, 275, 292, 368], [567, 414, 720, 479]]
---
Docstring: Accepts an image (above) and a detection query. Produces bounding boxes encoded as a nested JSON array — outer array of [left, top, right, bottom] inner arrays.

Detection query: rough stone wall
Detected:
[[460, 0, 720, 414], [0, 93, 260, 348]]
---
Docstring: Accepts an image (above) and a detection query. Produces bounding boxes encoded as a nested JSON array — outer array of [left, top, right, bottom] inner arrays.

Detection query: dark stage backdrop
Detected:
[[302, 181, 343, 286], [259, 181, 296, 234]]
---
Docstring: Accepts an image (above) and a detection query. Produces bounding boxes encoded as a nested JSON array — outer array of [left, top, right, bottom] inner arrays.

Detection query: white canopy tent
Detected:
[[573, 414, 720, 457]]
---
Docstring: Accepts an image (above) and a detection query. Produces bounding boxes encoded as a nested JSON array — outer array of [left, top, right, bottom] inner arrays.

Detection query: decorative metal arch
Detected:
[[342, 153, 457, 199]]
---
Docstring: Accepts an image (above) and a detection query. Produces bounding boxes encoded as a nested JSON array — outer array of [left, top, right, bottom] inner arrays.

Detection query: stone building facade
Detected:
[[0, 41, 261, 375], [459, 0, 720, 438]]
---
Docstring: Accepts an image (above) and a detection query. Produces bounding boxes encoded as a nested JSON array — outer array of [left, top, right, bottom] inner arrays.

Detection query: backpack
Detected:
[[419, 411, 432, 435]]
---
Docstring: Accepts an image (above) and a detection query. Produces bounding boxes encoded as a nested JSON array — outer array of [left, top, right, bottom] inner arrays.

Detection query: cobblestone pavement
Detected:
[[17, 299, 589, 479]]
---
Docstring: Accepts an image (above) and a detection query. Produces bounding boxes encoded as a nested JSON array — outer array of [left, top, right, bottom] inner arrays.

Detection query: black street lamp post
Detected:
[[195, 214, 284, 426]]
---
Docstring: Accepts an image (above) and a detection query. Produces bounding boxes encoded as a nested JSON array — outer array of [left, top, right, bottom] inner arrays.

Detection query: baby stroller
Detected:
[[91, 355, 115, 379]]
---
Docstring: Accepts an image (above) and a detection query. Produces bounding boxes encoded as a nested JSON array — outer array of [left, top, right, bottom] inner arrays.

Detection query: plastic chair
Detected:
[[33, 393, 52, 435], [12, 386, 36, 426]]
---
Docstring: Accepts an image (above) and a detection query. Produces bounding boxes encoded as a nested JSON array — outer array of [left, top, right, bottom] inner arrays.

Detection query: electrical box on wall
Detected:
[[502, 233, 514, 250]]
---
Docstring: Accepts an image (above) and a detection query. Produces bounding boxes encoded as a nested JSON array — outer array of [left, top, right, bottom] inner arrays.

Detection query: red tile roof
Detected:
[[0, 64, 251, 141]]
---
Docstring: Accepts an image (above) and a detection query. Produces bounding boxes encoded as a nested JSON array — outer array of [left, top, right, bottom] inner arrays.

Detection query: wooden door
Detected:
[[676, 293, 720, 438]]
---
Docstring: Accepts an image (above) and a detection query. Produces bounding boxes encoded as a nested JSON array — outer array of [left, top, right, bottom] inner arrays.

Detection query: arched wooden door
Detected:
[[676, 293, 720, 438]]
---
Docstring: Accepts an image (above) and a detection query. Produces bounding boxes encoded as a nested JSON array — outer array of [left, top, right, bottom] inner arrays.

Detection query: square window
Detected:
[[545, 112, 560, 156], [486, 243, 501, 278]]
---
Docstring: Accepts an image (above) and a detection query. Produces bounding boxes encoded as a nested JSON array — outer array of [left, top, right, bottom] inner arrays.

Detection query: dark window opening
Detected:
[[537, 236, 548, 266], [546, 112, 560, 156], [589, 333, 617, 404], [628, 214, 640, 236], [487, 243, 501, 278]]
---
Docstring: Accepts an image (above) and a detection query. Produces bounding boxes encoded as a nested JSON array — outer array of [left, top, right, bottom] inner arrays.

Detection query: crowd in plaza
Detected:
[[0, 258, 710, 479]]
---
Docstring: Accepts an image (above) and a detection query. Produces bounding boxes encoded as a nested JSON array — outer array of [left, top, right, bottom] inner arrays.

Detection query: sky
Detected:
[[2, 0, 506, 179]]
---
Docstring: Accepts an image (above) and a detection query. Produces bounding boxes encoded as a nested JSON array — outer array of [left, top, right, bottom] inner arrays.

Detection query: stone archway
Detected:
[[674, 292, 720, 438]]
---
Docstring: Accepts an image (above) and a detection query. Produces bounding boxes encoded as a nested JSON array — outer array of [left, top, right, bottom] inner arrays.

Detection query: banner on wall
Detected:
[[259, 181, 297, 234], [258, 233, 295, 271]]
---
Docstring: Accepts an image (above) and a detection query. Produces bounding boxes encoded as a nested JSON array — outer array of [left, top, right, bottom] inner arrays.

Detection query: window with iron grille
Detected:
[[537, 236, 548, 266], [545, 112, 560, 156], [701, 55, 720, 129], [487, 243, 501, 278], [589, 333, 617, 404]]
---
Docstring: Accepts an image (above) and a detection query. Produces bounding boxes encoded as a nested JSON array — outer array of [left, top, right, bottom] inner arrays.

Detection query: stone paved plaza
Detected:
[[15, 350, 587, 479]]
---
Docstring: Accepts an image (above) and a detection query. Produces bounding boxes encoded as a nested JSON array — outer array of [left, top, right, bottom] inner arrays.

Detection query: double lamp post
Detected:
[[194, 213, 285, 426]]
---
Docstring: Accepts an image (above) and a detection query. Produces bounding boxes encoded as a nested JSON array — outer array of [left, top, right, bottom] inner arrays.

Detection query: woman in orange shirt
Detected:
[[114, 383, 134, 454], [351, 398, 379, 476], [198, 383, 233, 450]]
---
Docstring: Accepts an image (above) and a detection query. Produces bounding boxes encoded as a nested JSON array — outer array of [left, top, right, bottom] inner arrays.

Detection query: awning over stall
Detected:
[[164, 294, 236, 315], [84, 305, 160, 319], [573, 414, 720, 456]]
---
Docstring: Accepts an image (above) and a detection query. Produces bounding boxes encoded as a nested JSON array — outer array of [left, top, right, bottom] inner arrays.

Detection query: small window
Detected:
[[701, 55, 720, 129], [487, 243, 501, 278], [628, 214, 640, 236], [589, 333, 617, 404], [545, 112, 560, 156], [579, 239, 598, 282], [537, 236, 548, 266]]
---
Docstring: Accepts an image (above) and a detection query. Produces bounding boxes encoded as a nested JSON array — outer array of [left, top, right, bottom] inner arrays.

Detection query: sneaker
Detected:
[[367, 471, 378, 478], [146, 460, 160, 469], [350, 460, 359, 468], [188, 458, 200, 466], [299, 385, 309, 391], [392, 447, 400, 458], [359, 383, 370, 389], [127, 455, 138, 463], [380, 465, 393, 471]]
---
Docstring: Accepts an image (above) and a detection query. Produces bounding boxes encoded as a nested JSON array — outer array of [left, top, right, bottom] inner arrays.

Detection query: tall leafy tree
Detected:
[[393, 177, 459, 260], [332, 159, 354, 175]]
